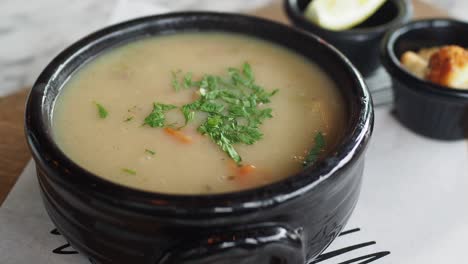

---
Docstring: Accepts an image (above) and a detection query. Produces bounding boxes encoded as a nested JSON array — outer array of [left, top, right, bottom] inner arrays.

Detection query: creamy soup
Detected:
[[53, 33, 346, 194]]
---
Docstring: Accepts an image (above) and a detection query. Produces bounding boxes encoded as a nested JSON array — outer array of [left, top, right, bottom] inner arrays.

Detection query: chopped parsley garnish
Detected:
[[124, 116, 134, 122], [145, 149, 156, 155], [303, 132, 326, 167], [143, 102, 177, 128], [95, 102, 108, 118], [142, 63, 278, 164], [176, 62, 278, 164], [121, 168, 136, 175]]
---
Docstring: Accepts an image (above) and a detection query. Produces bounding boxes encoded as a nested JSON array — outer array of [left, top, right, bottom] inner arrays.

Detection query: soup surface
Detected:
[[53, 32, 346, 194]]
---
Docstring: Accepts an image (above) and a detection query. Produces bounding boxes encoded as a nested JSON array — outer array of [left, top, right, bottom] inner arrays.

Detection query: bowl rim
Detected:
[[25, 11, 373, 217], [381, 18, 468, 100], [284, 0, 413, 36]]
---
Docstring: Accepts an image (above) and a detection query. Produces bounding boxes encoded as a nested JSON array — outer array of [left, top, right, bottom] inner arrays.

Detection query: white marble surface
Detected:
[[0, 0, 467, 97]]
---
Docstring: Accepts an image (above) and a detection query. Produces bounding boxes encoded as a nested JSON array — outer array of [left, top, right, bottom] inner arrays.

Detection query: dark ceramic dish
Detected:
[[25, 12, 373, 264], [284, 0, 412, 76], [381, 19, 468, 140]]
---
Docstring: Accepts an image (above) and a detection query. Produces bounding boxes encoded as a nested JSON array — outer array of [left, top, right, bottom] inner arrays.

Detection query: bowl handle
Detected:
[[158, 224, 304, 264]]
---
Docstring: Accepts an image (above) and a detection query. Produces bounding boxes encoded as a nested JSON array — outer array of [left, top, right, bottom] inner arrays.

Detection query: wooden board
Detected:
[[0, 0, 448, 205]]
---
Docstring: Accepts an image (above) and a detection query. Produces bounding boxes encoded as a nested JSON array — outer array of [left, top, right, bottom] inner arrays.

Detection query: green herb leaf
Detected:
[[95, 102, 108, 119], [143, 102, 177, 128], [122, 168, 136, 175], [303, 132, 326, 167], [197, 114, 241, 164], [200, 101, 224, 113], [242, 62, 254, 82], [181, 100, 202, 125], [171, 70, 182, 91], [172, 70, 199, 91], [183, 72, 194, 89], [234, 125, 263, 145], [145, 149, 156, 155]]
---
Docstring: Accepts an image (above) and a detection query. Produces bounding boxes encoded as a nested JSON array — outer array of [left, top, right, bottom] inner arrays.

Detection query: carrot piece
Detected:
[[164, 127, 193, 144], [225, 161, 259, 188], [238, 164, 256, 176], [235, 164, 257, 188], [226, 161, 257, 177]]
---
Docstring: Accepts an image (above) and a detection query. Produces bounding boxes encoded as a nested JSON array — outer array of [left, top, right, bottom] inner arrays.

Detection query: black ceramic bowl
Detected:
[[25, 12, 373, 264], [381, 19, 468, 140], [284, 0, 412, 76]]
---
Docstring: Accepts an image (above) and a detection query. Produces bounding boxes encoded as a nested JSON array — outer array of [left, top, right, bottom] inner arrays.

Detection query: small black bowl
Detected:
[[284, 0, 412, 76], [25, 12, 373, 264], [381, 19, 468, 140]]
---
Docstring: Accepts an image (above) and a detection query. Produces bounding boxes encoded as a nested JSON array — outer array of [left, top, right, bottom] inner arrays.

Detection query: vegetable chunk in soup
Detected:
[[53, 32, 346, 194]]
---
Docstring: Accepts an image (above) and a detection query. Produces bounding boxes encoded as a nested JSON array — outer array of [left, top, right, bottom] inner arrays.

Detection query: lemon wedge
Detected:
[[304, 0, 388, 31]]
